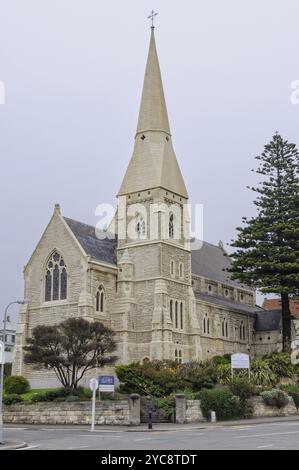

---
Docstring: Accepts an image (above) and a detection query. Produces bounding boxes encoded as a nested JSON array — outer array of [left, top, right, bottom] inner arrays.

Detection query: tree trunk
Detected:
[[281, 292, 292, 352]]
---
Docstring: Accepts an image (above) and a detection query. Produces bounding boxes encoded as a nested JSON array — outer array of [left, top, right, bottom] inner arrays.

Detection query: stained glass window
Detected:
[[45, 270, 52, 301], [53, 265, 59, 301], [44, 251, 67, 302], [61, 268, 67, 300]]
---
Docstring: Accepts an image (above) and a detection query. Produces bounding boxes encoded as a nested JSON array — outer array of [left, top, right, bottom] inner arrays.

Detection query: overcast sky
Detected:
[[1, 0, 299, 318]]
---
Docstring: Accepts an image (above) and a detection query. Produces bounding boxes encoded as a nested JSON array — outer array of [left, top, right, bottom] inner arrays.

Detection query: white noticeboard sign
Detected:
[[0, 341, 5, 365], [231, 353, 250, 369]]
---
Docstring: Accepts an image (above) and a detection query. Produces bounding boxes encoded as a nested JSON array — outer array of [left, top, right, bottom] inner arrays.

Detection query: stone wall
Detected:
[[185, 400, 204, 423], [3, 397, 140, 426], [176, 395, 298, 423], [249, 396, 298, 418]]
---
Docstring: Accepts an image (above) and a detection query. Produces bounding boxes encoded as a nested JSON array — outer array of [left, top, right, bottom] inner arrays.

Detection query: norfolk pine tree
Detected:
[[228, 133, 299, 352]]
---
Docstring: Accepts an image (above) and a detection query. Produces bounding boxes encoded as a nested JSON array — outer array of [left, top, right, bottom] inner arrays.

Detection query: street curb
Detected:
[[0, 441, 27, 451]]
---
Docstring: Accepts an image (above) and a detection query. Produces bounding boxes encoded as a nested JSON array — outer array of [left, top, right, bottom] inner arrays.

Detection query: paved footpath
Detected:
[[2, 416, 299, 450]]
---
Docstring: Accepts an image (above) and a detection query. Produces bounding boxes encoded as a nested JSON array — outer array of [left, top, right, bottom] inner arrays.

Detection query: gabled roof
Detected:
[[64, 217, 117, 266], [191, 241, 254, 291], [254, 310, 281, 332]]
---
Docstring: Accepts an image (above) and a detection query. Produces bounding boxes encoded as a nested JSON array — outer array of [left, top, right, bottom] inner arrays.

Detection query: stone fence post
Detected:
[[129, 394, 140, 425], [175, 393, 186, 424]]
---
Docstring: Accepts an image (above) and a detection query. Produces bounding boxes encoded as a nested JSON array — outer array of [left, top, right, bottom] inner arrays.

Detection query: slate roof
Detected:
[[191, 241, 254, 291], [64, 217, 117, 265], [194, 291, 260, 317], [254, 310, 282, 332]]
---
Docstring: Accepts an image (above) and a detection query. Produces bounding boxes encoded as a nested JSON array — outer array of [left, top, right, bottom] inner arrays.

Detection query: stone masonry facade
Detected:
[[12, 27, 282, 388]]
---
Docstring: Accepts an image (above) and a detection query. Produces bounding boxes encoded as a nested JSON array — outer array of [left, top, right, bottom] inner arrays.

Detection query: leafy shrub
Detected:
[[250, 360, 277, 386], [212, 355, 231, 366], [82, 388, 92, 399], [199, 388, 240, 421], [265, 353, 295, 378], [152, 396, 175, 419], [4, 376, 30, 395], [116, 360, 218, 397], [228, 377, 256, 402], [3, 394, 24, 405], [279, 384, 299, 409], [177, 361, 217, 390], [261, 389, 289, 408]]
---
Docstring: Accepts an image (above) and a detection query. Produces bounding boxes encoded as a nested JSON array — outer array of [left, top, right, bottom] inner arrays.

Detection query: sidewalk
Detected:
[[4, 414, 299, 433]]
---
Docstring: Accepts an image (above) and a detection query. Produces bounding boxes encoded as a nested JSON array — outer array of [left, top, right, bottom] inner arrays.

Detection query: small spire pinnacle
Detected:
[[147, 10, 158, 28]]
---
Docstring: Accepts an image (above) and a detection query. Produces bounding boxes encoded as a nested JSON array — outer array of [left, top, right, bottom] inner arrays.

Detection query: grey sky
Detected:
[[1, 0, 298, 318]]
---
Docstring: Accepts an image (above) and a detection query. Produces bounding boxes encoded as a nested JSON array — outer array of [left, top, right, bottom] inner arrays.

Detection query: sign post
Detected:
[[231, 353, 250, 378], [89, 378, 98, 432]]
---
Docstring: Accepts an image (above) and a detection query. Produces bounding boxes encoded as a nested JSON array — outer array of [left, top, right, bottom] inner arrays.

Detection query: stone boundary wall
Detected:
[[175, 394, 298, 423], [185, 400, 204, 422], [249, 396, 298, 418], [4, 394, 141, 426]]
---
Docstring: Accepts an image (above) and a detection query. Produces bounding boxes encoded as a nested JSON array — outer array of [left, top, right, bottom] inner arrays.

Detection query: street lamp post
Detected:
[[0, 300, 28, 445]]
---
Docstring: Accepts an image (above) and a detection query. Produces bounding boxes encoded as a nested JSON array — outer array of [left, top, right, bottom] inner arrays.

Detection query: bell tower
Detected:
[[112, 24, 196, 364]]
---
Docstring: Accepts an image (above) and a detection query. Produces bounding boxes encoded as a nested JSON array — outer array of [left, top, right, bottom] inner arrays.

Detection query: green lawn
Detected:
[[20, 388, 59, 401]]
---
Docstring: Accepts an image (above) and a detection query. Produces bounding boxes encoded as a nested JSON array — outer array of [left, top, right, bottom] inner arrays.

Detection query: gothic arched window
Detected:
[[136, 215, 146, 239], [175, 301, 178, 328], [96, 286, 105, 313], [170, 299, 173, 322], [180, 302, 183, 329], [45, 251, 67, 302], [169, 213, 174, 239]]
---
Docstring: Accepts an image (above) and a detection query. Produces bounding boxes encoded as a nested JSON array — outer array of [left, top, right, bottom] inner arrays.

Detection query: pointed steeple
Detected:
[[136, 27, 170, 137], [118, 27, 188, 199]]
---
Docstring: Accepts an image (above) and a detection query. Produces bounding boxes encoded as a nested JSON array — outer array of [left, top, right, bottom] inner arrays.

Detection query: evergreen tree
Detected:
[[228, 133, 299, 351]]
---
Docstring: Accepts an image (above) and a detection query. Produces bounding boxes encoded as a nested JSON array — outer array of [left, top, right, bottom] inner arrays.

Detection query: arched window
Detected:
[[240, 322, 246, 340], [180, 302, 183, 329], [169, 213, 174, 239], [204, 314, 210, 335], [179, 263, 183, 278], [170, 260, 175, 276], [170, 299, 173, 322], [222, 319, 228, 337], [175, 301, 178, 328], [45, 251, 67, 302], [96, 286, 105, 313], [136, 215, 146, 239]]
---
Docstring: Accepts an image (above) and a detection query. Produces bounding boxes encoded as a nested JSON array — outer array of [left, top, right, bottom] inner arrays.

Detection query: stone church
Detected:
[[13, 27, 282, 387]]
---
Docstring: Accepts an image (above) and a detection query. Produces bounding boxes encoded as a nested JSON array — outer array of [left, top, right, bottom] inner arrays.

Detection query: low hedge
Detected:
[[3, 394, 24, 405]]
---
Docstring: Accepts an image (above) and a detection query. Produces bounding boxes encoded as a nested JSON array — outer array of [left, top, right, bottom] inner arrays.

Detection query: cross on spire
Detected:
[[148, 10, 158, 28]]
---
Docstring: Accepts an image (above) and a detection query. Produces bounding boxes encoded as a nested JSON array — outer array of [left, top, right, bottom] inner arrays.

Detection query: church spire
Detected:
[[118, 26, 188, 198], [135, 26, 170, 137]]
